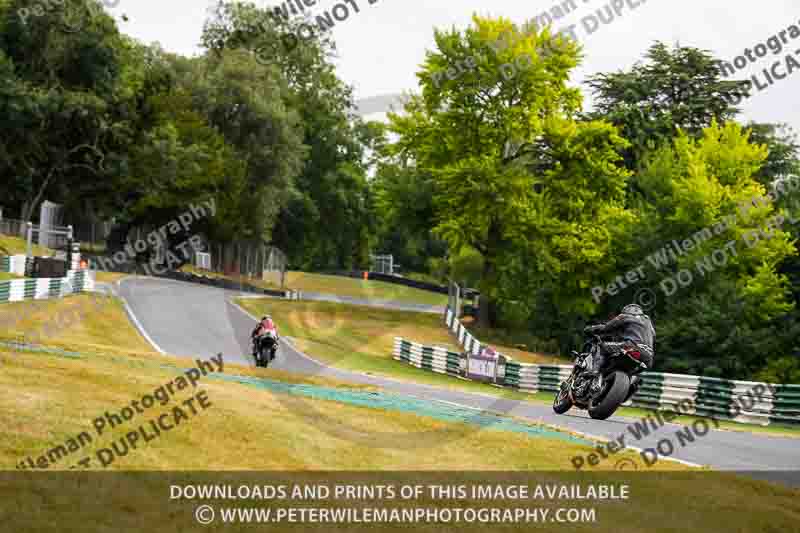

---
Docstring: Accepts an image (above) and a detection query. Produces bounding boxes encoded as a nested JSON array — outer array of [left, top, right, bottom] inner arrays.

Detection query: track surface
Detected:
[[117, 277, 800, 482]]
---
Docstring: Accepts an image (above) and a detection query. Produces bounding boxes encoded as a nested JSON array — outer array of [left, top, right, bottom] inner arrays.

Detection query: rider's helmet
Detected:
[[621, 304, 644, 315]]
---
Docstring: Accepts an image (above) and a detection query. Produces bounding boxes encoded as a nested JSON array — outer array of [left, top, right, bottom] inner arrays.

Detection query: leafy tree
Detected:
[[612, 122, 798, 376], [0, 0, 122, 223], [745, 122, 800, 187], [389, 15, 632, 327], [585, 42, 749, 170], [203, 1, 375, 270], [372, 159, 446, 274]]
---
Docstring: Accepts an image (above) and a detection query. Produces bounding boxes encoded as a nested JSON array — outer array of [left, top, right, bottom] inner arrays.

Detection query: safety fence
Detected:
[[2, 247, 84, 275], [0, 255, 28, 276], [392, 338, 464, 378], [393, 336, 800, 426], [0, 269, 94, 304], [445, 306, 495, 356]]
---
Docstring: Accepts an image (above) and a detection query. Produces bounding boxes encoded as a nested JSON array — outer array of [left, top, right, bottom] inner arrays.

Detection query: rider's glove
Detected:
[[584, 325, 599, 333]]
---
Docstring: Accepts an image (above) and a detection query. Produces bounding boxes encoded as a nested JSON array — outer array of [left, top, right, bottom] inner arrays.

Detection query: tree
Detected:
[[389, 15, 632, 327], [372, 156, 446, 275], [0, 0, 122, 223], [745, 122, 800, 187], [202, 1, 375, 270], [619, 122, 797, 377], [585, 42, 749, 170]]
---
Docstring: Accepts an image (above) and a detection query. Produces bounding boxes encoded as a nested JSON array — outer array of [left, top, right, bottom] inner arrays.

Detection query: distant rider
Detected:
[[251, 315, 279, 355], [583, 303, 655, 397]]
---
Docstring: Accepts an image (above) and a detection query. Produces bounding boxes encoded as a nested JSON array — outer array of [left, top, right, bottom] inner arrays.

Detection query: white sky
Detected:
[[110, 0, 800, 131]]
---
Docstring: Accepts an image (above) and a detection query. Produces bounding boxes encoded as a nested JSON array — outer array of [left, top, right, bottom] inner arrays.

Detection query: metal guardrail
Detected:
[[392, 338, 464, 378], [393, 306, 800, 427], [394, 336, 800, 427]]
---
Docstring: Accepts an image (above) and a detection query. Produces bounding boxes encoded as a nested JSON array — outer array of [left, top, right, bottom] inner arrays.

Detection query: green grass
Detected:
[[80, 242, 107, 254], [91, 271, 129, 283], [459, 315, 564, 361], [284, 271, 449, 306], [179, 266, 449, 306], [0, 234, 54, 256], [237, 298, 564, 373], [0, 272, 21, 281]]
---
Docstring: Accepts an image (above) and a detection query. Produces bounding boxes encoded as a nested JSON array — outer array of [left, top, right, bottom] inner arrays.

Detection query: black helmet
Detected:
[[621, 304, 644, 315]]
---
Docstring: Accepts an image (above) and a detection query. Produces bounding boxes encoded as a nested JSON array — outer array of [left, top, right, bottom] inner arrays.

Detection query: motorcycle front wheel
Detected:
[[553, 382, 573, 414]]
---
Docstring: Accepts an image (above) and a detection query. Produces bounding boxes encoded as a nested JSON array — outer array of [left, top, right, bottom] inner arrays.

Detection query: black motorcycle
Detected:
[[253, 334, 278, 368], [553, 333, 648, 420]]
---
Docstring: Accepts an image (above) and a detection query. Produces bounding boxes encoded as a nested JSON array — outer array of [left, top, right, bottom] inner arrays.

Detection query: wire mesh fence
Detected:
[[2, 207, 289, 287], [0, 217, 28, 241], [72, 219, 115, 254], [370, 254, 395, 275], [0, 216, 71, 257], [192, 242, 288, 289]]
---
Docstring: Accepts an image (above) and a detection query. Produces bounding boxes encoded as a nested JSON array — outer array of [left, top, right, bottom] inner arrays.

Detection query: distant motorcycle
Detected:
[[253, 332, 278, 368], [553, 332, 648, 420]]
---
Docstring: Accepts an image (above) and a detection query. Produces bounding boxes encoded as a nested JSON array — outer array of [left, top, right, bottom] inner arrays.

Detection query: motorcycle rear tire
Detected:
[[588, 371, 630, 420]]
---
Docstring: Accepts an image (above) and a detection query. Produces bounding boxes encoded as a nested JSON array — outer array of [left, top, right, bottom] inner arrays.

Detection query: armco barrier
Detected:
[[445, 307, 485, 356], [0, 269, 93, 304], [0, 254, 28, 276], [393, 338, 464, 378], [393, 336, 800, 427]]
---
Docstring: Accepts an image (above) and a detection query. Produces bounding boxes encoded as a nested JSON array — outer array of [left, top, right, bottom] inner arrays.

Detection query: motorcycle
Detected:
[[553, 332, 648, 420], [253, 332, 278, 368]]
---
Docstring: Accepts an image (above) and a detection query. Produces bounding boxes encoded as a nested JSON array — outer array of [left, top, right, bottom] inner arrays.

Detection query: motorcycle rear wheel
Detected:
[[588, 371, 630, 420]]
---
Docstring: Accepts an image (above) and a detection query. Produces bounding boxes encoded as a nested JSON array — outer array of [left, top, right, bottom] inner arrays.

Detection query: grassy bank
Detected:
[[236, 299, 562, 375], [6, 342, 800, 532], [284, 271, 449, 306], [0, 234, 54, 256], [179, 266, 449, 306]]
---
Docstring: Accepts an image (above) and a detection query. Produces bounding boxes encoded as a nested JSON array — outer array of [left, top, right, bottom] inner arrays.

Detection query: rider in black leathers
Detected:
[[583, 304, 655, 396]]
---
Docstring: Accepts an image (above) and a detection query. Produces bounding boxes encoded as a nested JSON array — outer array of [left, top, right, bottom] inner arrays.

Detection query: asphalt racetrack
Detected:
[[116, 276, 800, 484]]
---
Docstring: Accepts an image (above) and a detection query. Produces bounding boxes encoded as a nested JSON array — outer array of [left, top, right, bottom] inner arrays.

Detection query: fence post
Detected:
[[26, 222, 33, 257]]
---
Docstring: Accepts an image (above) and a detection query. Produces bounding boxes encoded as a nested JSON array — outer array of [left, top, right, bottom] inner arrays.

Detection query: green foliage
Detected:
[[745, 122, 800, 187], [755, 356, 800, 385], [603, 122, 798, 377], [388, 15, 631, 326], [0, 0, 375, 271], [372, 161, 445, 274], [585, 42, 748, 170]]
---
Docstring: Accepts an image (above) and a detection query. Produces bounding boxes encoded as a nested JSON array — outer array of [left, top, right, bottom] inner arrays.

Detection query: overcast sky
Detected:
[[110, 0, 800, 131]]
